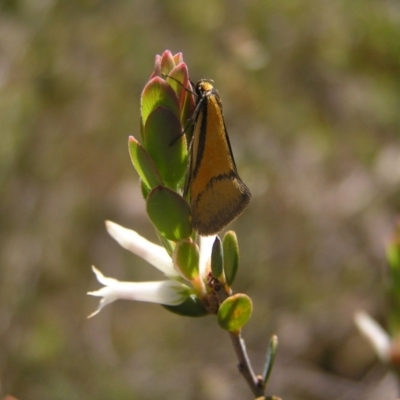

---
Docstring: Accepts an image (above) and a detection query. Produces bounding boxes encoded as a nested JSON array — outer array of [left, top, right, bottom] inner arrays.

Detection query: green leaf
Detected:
[[211, 236, 224, 280], [146, 186, 192, 241], [141, 77, 180, 127], [128, 136, 162, 191], [218, 293, 252, 333], [173, 239, 199, 280], [163, 295, 208, 317], [223, 231, 239, 286], [262, 335, 279, 386], [143, 106, 188, 190]]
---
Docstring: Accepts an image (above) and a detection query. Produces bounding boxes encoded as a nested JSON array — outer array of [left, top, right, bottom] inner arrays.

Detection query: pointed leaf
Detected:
[[211, 236, 224, 280], [223, 231, 239, 285], [262, 335, 279, 386]]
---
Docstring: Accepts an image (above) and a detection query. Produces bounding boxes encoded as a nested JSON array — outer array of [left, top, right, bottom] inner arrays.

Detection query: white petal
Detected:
[[91, 265, 118, 286], [199, 235, 216, 277], [87, 267, 188, 318], [87, 287, 118, 318], [105, 221, 178, 277], [354, 311, 391, 362]]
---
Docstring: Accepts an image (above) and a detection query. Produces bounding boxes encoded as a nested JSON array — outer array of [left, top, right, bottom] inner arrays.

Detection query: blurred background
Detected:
[[1, 0, 400, 399]]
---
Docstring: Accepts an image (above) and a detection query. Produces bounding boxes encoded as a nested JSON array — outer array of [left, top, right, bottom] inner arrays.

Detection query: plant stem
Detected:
[[229, 331, 265, 398]]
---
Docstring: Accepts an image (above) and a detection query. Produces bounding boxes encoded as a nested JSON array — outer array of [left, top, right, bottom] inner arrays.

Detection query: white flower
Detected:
[[87, 266, 188, 318], [105, 220, 178, 277], [87, 221, 216, 317], [354, 311, 391, 362], [198, 235, 216, 277]]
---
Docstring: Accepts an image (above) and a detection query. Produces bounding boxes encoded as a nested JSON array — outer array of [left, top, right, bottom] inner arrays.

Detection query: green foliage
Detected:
[[173, 239, 199, 280], [211, 236, 224, 280], [262, 335, 279, 387], [140, 78, 180, 129], [218, 294, 253, 333], [223, 231, 239, 286], [128, 136, 163, 191], [146, 185, 192, 241], [143, 106, 187, 190]]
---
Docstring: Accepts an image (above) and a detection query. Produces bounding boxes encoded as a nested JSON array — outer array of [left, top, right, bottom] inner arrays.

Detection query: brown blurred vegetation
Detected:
[[1, 0, 400, 399]]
